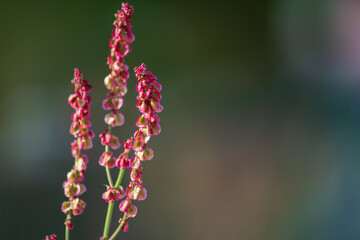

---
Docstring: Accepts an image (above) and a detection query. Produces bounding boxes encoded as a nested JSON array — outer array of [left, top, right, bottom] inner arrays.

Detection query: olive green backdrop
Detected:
[[1, 0, 360, 239]]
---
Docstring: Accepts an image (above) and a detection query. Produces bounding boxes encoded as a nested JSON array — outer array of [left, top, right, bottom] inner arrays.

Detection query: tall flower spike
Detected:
[[100, 3, 135, 240], [119, 63, 163, 226], [99, 2, 134, 173], [101, 2, 134, 128], [62, 69, 93, 231]]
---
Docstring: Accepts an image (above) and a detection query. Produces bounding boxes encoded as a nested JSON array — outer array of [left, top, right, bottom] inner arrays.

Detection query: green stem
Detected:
[[108, 214, 127, 240], [65, 212, 71, 240], [102, 168, 126, 239], [106, 166, 114, 187], [105, 124, 113, 186], [102, 201, 115, 240], [115, 168, 125, 188]]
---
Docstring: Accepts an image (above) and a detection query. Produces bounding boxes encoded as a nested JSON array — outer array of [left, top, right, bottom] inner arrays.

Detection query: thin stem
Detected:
[[104, 124, 113, 186], [115, 168, 125, 188], [102, 201, 115, 240], [103, 162, 125, 239], [65, 212, 71, 240], [106, 166, 114, 187], [108, 214, 127, 240], [102, 124, 116, 239]]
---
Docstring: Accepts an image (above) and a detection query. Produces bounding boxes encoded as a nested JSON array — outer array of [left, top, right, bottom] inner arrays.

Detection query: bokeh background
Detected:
[[2, 0, 360, 239]]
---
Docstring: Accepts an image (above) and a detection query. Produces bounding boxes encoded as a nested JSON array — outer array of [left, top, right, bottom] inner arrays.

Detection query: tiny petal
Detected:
[[102, 97, 113, 110], [118, 218, 129, 232], [130, 167, 143, 182], [102, 186, 125, 203], [110, 135, 121, 149], [67, 169, 85, 183], [105, 112, 124, 126], [130, 157, 140, 169], [75, 155, 88, 171], [119, 198, 131, 212], [112, 97, 123, 110], [144, 148, 154, 161], [115, 152, 130, 169], [104, 75, 115, 89], [64, 218, 73, 230], [127, 204, 137, 218], [71, 197, 86, 216], [135, 115, 147, 128], [132, 139, 143, 151], [127, 182, 147, 201], [61, 201, 71, 214], [99, 151, 116, 168]]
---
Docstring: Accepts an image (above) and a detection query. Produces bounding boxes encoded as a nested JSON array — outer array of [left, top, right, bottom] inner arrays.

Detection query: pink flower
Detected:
[[71, 197, 87, 216], [62, 69, 93, 228], [115, 138, 133, 168], [61, 197, 86, 216], [105, 111, 124, 126], [130, 167, 143, 182], [102, 1, 134, 115], [66, 168, 85, 183], [118, 64, 162, 222], [99, 151, 116, 168], [123, 137, 134, 150], [102, 186, 125, 203], [119, 198, 137, 218], [126, 181, 147, 201], [118, 218, 129, 232], [74, 154, 88, 171], [64, 218, 73, 230], [71, 140, 80, 158], [133, 64, 163, 140], [63, 181, 87, 198], [99, 130, 120, 149], [44, 234, 57, 240], [99, 4, 134, 200]]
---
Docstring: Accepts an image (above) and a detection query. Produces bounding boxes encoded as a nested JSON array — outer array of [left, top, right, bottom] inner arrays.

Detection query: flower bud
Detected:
[[118, 218, 129, 232], [99, 151, 116, 168], [102, 185, 125, 203]]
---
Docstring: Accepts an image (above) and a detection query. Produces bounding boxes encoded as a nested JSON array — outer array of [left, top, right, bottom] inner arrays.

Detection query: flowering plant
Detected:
[[43, 3, 163, 240]]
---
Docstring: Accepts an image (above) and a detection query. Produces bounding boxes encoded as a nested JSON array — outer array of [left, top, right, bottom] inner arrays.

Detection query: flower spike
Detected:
[[62, 69, 93, 231]]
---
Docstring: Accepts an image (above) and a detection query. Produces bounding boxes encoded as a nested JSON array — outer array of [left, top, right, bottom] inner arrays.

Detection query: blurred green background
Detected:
[[2, 0, 360, 239]]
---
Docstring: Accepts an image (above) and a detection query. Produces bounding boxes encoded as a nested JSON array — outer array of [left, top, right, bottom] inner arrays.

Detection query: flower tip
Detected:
[[44, 234, 58, 240]]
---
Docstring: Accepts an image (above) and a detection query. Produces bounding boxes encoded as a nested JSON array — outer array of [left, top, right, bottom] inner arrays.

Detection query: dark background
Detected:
[[2, 0, 360, 239]]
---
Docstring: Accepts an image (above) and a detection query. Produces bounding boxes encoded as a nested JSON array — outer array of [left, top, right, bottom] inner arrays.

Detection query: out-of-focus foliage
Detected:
[[2, 0, 360, 239]]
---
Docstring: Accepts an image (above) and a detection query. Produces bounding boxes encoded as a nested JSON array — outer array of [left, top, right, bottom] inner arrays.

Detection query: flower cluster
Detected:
[[100, 137, 133, 203], [102, 2, 134, 128], [43, 3, 164, 239], [43, 234, 57, 240], [118, 64, 163, 229], [99, 2, 134, 204], [62, 69, 93, 229]]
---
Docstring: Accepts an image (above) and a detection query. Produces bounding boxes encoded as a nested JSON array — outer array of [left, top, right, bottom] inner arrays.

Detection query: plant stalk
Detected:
[[108, 214, 127, 240]]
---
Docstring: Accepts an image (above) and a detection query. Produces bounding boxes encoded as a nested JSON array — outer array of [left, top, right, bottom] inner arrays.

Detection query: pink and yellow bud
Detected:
[[74, 155, 88, 171], [64, 218, 73, 230], [63, 181, 86, 198], [116, 152, 130, 169], [44, 234, 57, 240], [105, 112, 124, 127], [99, 130, 121, 149], [119, 198, 137, 218], [126, 181, 147, 201], [102, 186, 125, 203], [66, 169, 85, 183], [130, 167, 143, 182], [118, 218, 129, 232], [71, 197, 86, 216], [99, 151, 116, 168]]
